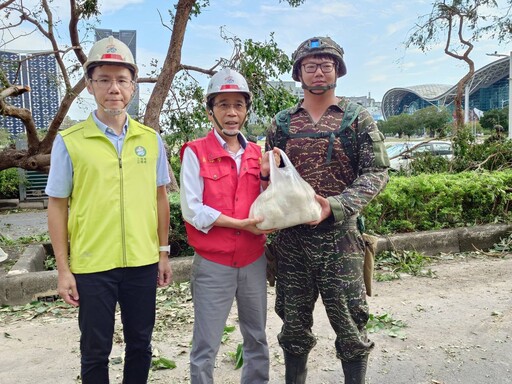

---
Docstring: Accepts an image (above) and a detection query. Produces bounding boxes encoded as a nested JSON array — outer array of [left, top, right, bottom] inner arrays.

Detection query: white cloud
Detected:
[[2, 27, 53, 51], [98, 0, 145, 14], [136, 47, 167, 77], [364, 55, 389, 67], [317, 2, 356, 17], [2, 0, 509, 111], [369, 73, 389, 83], [385, 19, 410, 37], [424, 56, 449, 66]]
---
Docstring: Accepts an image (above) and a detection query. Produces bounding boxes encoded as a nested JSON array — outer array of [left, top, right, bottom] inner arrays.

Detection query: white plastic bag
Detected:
[[249, 149, 321, 230]]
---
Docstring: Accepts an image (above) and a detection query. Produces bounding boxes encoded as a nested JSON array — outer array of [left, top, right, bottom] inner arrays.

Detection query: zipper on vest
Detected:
[[118, 156, 127, 266]]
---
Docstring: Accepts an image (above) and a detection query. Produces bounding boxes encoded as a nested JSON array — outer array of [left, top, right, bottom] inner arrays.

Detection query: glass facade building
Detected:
[[381, 57, 509, 120], [0, 50, 59, 135]]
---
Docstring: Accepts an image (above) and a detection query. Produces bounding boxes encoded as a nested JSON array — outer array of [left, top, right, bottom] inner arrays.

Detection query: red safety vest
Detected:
[[181, 130, 265, 267]]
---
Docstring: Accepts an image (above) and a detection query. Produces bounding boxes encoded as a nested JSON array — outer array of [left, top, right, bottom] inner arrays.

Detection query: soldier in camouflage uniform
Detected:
[[264, 36, 390, 384]]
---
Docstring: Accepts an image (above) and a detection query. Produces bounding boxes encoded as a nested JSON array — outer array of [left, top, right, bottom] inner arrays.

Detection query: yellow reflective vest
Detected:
[[61, 115, 159, 273]]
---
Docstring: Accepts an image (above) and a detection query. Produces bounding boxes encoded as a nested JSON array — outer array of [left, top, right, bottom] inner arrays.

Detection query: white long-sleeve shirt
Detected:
[[180, 129, 247, 233]]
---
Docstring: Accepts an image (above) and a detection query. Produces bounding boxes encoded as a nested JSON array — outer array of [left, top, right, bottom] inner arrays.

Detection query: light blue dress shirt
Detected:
[[45, 111, 170, 198]]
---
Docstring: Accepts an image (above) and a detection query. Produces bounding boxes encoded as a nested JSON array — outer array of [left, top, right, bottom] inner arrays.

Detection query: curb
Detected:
[[375, 223, 512, 255], [0, 251, 194, 306], [0, 223, 511, 306], [0, 198, 48, 211]]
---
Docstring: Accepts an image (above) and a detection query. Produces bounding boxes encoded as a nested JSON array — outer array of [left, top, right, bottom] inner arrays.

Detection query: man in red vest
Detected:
[[180, 68, 277, 384]]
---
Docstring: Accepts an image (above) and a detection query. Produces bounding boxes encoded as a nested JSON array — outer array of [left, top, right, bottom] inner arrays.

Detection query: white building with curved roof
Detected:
[[381, 56, 509, 120]]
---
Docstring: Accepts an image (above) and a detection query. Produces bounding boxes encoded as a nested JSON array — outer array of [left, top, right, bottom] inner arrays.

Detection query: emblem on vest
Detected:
[[135, 146, 147, 164]]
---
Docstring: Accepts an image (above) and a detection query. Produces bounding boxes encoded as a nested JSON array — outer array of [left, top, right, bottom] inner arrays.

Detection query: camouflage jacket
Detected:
[[265, 97, 390, 224]]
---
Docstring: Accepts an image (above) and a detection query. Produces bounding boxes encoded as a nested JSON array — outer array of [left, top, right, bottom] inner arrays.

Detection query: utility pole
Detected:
[[486, 51, 512, 140]]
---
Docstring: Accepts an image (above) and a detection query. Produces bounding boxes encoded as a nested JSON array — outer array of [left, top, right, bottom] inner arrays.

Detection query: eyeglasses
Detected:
[[302, 62, 335, 74], [90, 78, 135, 89], [213, 102, 247, 111]]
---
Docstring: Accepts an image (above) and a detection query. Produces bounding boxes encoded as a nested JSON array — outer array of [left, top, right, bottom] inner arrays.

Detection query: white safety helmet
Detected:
[[83, 36, 138, 78], [206, 68, 252, 108]]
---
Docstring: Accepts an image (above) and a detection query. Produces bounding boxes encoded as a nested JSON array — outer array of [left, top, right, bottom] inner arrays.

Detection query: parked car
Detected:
[[387, 140, 453, 171], [386, 143, 408, 158]]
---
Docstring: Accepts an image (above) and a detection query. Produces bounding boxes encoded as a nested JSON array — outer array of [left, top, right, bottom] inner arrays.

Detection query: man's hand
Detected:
[[214, 214, 277, 235], [261, 147, 281, 178], [239, 217, 277, 235], [157, 256, 173, 287], [307, 194, 332, 226], [57, 270, 79, 307]]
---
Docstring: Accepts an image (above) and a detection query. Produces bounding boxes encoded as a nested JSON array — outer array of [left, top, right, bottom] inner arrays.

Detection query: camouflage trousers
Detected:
[[270, 220, 374, 361]]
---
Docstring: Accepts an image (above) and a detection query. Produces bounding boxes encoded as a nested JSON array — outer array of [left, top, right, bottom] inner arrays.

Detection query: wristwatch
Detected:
[[259, 172, 270, 181], [159, 245, 170, 253]]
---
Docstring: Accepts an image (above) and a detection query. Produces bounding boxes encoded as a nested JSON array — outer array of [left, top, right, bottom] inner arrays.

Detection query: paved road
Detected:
[[0, 210, 48, 240], [1, 255, 511, 384]]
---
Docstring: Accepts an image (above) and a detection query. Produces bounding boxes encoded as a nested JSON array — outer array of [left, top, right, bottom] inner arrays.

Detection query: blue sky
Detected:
[[3, 0, 510, 119]]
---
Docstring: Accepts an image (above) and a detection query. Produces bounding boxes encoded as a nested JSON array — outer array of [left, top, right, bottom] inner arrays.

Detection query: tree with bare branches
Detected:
[[0, 0, 304, 185], [405, 0, 512, 131]]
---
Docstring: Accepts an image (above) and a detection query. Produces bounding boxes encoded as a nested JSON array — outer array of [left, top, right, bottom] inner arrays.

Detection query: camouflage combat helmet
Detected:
[[291, 36, 347, 81]]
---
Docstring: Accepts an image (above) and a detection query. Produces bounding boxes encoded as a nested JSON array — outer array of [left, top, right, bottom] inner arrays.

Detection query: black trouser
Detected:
[[76, 263, 158, 384]]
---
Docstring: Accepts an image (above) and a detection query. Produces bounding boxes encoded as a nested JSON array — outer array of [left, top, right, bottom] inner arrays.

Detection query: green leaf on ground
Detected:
[[367, 313, 407, 339], [151, 357, 177, 370]]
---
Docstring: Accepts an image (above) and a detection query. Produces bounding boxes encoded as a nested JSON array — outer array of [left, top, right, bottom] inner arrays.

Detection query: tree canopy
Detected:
[[479, 107, 509, 131], [0, 0, 304, 186], [378, 106, 451, 139]]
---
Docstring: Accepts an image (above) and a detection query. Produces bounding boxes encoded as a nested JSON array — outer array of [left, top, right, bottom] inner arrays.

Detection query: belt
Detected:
[[293, 216, 358, 232]]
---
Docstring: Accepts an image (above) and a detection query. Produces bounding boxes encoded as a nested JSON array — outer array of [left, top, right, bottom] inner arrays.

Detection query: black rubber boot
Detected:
[[284, 352, 308, 384], [341, 355, 368, 384]]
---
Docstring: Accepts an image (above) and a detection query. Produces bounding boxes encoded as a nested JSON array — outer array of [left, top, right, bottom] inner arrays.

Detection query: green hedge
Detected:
[[0, 169, 21, 199], [168, 171, 512, 256], [168, 191, 193, 257], [364, 171, 512, 234]]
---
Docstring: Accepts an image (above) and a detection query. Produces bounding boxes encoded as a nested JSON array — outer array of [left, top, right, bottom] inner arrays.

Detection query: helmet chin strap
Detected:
[[93, 86, 136, 117], [222, 129, 240, 137], [302, 82, 337, 95], [211, 111, 247, 138], [98, 104, 125, 116]]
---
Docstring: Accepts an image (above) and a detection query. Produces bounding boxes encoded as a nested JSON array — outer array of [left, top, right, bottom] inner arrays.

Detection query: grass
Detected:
[[0, 233, 51, 273], [0, 233, 50, 246], [374, 249, 436, 281]]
